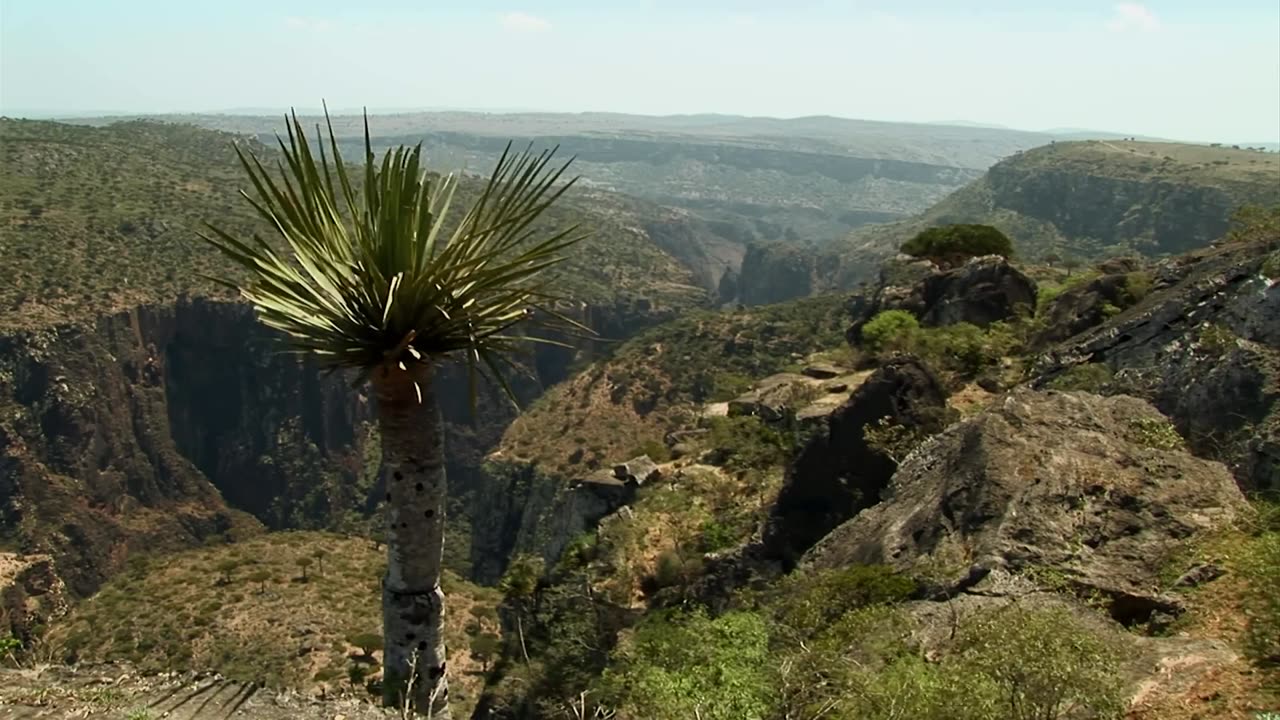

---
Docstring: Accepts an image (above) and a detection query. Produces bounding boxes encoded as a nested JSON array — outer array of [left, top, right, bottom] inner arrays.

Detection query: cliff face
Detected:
[[828, 140, 1280, 293], [0, 295, 683, 597], [981, 162, 1251, 256]]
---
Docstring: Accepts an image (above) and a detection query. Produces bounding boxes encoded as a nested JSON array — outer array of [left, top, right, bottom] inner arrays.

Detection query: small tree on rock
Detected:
[[312, 548, 327, 576], [902, 224, 1014, 269]]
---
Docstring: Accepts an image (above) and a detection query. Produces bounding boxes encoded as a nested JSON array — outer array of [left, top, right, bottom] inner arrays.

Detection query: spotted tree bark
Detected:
[[373, 361, 451, 718]]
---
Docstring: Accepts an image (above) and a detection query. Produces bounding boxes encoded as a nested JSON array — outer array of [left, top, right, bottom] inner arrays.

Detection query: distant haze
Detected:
[[2, 0, 1278, 143]]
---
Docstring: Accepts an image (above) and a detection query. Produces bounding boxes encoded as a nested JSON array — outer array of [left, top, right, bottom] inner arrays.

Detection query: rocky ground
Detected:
[[0, 663, 397, 719]]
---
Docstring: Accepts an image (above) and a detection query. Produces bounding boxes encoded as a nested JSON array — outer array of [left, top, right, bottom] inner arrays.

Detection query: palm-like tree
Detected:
[[201, 110, 583, 716]]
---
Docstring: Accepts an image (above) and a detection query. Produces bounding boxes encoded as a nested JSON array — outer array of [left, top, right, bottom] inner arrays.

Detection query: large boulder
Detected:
[[726, 373, 812, 422], [918, 254, 1038, 327], [1032, 235, 1280, 491], [763, 357, 951, 567], [803, 389, 1246, 625], [847, 255, 1037, 344]]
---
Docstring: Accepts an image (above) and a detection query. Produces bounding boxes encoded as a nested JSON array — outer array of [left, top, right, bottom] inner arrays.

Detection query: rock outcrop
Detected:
[[804, 389, 1246, 625], [846, 255, 1037, 344], [764, 357, 951, 567], [0, 295, 683, 596], [1033, 265, 1149, 346], [1032, 236, 1280, 491], [0, 553, 69, 647]]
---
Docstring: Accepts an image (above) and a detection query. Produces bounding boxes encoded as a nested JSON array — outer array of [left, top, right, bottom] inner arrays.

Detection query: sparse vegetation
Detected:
[[1047, 363, 1114, 393], [45, 532, 501, 717], [1127, 416, 1184, 451]]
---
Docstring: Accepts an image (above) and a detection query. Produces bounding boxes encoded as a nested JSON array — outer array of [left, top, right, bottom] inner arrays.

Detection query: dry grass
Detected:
[[46, 531, 501, 718], [1127, 526, 1280, 719]]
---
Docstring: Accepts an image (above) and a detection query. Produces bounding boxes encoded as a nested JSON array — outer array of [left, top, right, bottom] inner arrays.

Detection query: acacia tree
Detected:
[[202, 109, 584, 716]]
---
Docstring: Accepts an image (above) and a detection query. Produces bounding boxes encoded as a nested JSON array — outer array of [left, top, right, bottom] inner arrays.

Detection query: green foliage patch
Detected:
[[901, 224, 1014, 268]]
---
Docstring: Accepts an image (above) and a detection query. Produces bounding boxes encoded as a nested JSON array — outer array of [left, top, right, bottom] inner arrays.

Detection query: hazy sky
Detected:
[[2, 0, 1278, 141]]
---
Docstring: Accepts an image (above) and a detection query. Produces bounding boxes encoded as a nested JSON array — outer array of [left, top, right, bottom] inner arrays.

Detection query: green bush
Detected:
[[771, 566, 915, 638], [902, 224, 1014, 268], [1263, 250, 1280, 281], [1127, 416, 1184, 450], [1239, 530, 1280, 665], [860, 310, 920, 353], [600, 610, 773, 720], [653, 550, 695, 589], [1122, 271, 1154, 304], [1047, 363, 1114, 393], [952, 604, 1127, 720], [627, 439, 671, 462], [698, 519, 737, 553], [1036, 283, 1065, 309], [706, 415, 796, 471], [709, 371, 754, 402]]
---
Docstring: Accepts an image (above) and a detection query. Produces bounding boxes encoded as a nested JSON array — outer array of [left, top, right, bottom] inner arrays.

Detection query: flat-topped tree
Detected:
[[200, 108, 585, 717], [902, 224, 1014, 269]]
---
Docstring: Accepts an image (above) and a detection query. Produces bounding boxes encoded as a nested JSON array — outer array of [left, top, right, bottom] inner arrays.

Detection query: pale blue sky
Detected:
[[2, 0, 1277, 141]]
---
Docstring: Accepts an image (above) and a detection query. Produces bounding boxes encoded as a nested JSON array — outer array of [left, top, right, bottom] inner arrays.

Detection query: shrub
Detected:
[[952, 604, 1127, 720], [860, 310, 920, 353], [1036, 283, 1065, 309], [902, 224, 1014, 268], [709, 371, 754, 402], [653, 550, 694, 589], [916, 322, 990, 376], [698, 519, 736, 553], [772, 565, 915, 639], [1122, 271, 1153, 304], [1239, 530, 1280, 665], [1263, 250, 1280, 281], [1127, 416, 1183, 450], [1047, 363, 1114, 393], [469, 633, 502, 671], [348, 632, 383, 658], [627, 439, 671, 463], [863, 416, 924, 465], [600, 610, 772, 720], [706, 415, 796, 471]]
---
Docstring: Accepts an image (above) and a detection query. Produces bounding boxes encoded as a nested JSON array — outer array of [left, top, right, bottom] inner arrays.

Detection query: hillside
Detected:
[[819, 139, 1280, 290], [72, 112, 1056, 251], [0, 118, 709, 332], [465, 226, 1280, 719], [0, 118, 717, 603], [43, 532, 501, 717]]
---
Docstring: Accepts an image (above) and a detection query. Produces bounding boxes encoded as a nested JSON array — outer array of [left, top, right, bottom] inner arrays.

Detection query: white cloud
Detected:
[[283, 16, 334, 32], [499, 12, 552, 33], [1106, 3, 1160, 33]]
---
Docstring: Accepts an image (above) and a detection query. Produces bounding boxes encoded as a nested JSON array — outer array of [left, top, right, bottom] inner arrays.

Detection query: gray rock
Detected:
[[764, 357, 952, 567], [1173, 563, 1225, 589], [804, 389, 1246, 626], [612, 455, 660, 486], [1032, 235, 1280, 491], [726, 373, 811, 422], [801, 363, 844, 379]]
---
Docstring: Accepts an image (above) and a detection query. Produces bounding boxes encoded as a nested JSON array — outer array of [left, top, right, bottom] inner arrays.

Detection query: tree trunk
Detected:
[[373, 361, 451, 718]]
